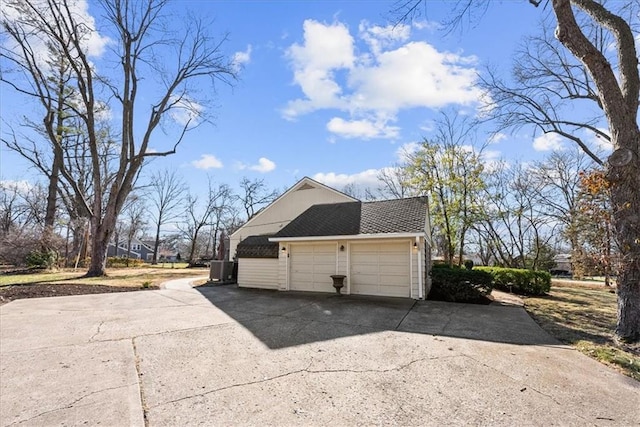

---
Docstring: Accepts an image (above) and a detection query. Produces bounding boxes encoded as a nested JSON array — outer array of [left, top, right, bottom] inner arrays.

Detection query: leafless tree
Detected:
[[1, 0, 236, 276], [180, 180, 233, 264], [374, 166, 419, 200], [147, 169, 186, 264], [475, 162, 558, 269], [122, 193, 147, 260], [238, 177, 279, 220]]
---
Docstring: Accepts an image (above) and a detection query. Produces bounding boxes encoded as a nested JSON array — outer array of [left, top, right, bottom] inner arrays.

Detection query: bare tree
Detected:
[[395, 0, 640, 342], [530, 148, 595, 275], [373, 166, 419, 200], [238, 177, 279, 220], [147, 169, 186, 264], [1, 0, 236, 276], [475, 162, 558, 269], [122, 193, 147, 260], [180, 180, 233, 265]]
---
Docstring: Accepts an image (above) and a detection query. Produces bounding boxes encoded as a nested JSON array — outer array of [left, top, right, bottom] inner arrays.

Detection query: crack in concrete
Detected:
[[150, 355, 454, 410], [149, 361, 315, 409], [456, 352, 589, 423], [2, 321, 241, 355], [89, 320, 105, 342], [131, 337, 150, 427], [155, 291, 210, 307], [394, 300, 417, 330], [4, 383, 136, 426]]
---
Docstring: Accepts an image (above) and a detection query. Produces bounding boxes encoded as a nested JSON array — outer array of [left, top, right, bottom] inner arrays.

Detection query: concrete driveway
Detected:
[[1, 281, 638, 426]]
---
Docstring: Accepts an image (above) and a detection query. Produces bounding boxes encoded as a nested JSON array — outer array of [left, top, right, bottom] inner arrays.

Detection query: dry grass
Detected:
[[524, 285, 639, 381], [0, 266, 209, 288]]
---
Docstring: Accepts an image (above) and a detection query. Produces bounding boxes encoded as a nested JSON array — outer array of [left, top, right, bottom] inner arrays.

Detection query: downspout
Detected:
[[416, 236, 423, 300]]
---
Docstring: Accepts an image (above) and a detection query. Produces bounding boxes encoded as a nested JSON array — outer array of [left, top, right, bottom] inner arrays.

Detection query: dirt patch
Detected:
[[0, 283, 158, 305]]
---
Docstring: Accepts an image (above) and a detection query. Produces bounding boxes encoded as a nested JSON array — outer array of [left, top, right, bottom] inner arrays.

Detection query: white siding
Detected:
[[229, 179, 354, 258], [237, 258, 279, 289]]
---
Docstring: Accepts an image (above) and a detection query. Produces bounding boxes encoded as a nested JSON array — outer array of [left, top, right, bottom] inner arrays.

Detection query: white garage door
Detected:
[[350, 242, 410, 297], [289, 243, 336, 292]]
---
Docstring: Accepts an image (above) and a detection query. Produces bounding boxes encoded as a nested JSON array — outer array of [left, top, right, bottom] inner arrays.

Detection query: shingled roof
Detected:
[[236, 235, 279, 258], [274, 197, 427, 238]]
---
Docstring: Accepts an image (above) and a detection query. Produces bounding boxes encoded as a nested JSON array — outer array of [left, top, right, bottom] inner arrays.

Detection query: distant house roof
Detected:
[[274, 197, 428, 238], [236, 235, 279, 258]]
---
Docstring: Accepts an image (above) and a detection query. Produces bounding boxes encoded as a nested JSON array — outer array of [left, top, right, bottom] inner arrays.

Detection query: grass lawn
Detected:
[[0, 266, 209, 288], [524, 284, 640, 381]]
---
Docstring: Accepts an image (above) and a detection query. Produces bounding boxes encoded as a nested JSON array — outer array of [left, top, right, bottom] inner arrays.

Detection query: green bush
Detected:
[[26, 250, 58, 268], [106, 256, 145, 268], [429, 267, 493, 303], [463, 259, 474, 270], [475, 267, 551, 295]]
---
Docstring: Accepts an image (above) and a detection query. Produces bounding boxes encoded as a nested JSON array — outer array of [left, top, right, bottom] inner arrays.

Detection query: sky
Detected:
[[0, 0, 612, 203]]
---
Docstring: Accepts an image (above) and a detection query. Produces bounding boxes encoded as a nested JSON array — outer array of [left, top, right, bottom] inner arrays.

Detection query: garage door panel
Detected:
[[290, 244, 336, 292], [379, 285, 407, 297], [350, 242, 410, 297]]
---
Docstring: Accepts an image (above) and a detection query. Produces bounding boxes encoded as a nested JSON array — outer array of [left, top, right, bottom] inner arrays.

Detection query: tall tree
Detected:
[[1, 0, 236, 276], [147, 169, 186, 264], [406, 113, 485, 266], [395, 0, 640, 342]]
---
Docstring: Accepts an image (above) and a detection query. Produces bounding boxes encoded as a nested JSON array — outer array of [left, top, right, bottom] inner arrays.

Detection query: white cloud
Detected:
[[533, 133, 565, 152], [326, 117, 399, 139], [0, 180, 33, 193], [192, 154, 223, 170], [359, 21, 410, 57], [488, 132, 507, 144], [250, 157, 276, 173], [587, 127, 613, 152], [283, 19, 482, 140], [169, 96, 204, 126], [1, 0, 110, 73], [395, 142, 421, 163], [232, 45, 252, 72], [412, 20, 441, 32], [313, 169, 381, 191], [480, 149, 503, 172], [236, 157, 276, 173], [283, 20, 354, 118]]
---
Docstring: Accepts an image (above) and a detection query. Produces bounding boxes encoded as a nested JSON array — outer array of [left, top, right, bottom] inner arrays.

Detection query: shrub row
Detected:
[[474, 266, 551, 295], [106, 256, 145, 268], [429, 267, 493, 303]]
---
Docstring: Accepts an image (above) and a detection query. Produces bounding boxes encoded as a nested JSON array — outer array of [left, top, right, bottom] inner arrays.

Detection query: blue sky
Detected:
[[0, 0, 610, 200]]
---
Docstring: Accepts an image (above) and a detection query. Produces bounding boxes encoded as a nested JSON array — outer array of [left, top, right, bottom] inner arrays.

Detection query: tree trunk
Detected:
[[86, 211, 118, 277], [86, 231, 109, 276], [152, 223, 161, 265], [188, 231, 200, 265], [609, 144, 640, 342], [551, 0, 640, 343]]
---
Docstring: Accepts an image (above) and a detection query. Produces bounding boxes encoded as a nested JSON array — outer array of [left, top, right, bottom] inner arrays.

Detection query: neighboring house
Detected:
[[554, 253, 572, 273], [107, 237, 154, 260], [234, 177, 432, 300]]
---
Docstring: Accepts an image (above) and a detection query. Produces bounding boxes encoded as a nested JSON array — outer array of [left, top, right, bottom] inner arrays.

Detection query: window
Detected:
[[132, 244, 141, 251]]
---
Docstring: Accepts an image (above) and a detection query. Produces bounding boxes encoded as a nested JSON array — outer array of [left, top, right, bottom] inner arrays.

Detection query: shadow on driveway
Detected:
[[194, 284, 559, 350]]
